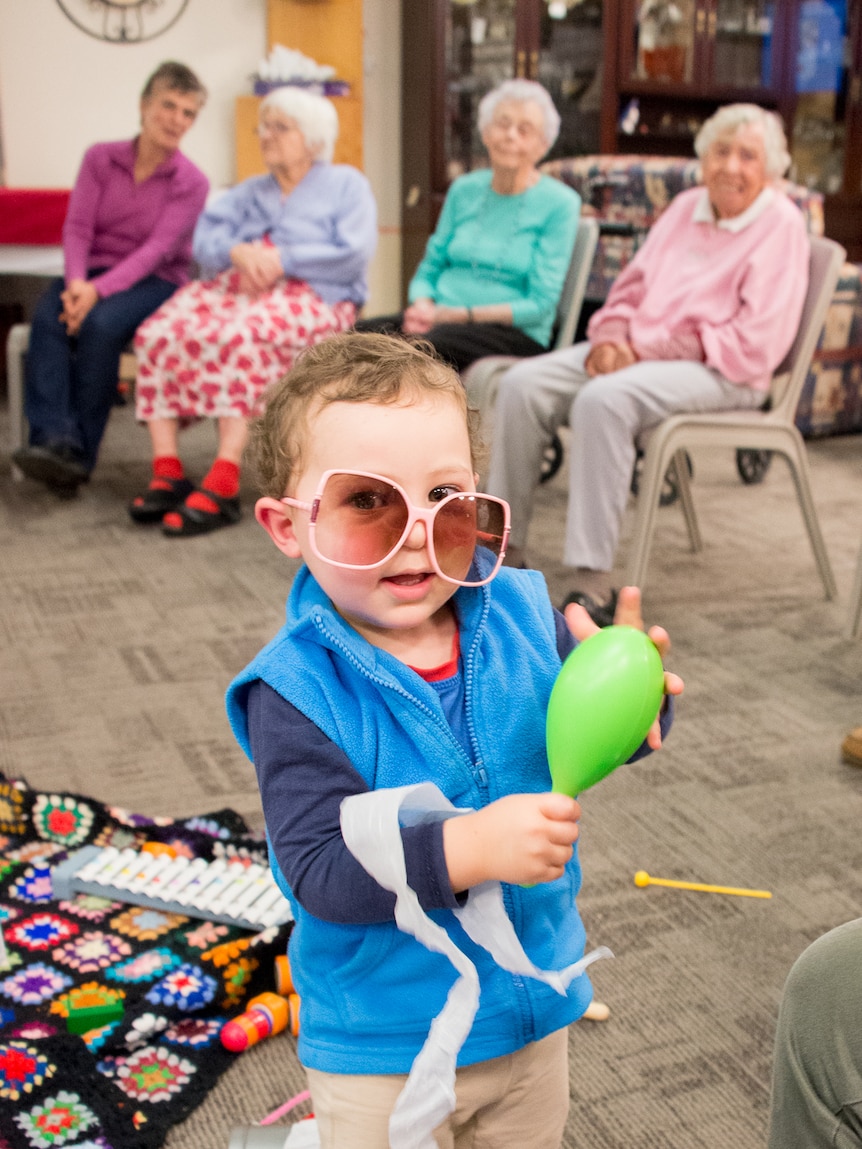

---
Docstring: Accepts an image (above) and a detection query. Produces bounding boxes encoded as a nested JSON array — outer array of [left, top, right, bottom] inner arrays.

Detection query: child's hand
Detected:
[[563, 585, 684, 750], [443, 792, 580, 892]]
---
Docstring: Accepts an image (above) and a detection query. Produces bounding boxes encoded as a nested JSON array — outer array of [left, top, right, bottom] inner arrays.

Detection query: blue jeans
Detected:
[[24, 273, 176, 471]]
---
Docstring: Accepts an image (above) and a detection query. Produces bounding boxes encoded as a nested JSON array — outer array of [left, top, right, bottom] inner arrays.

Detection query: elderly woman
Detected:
[[488, 103, 810, 623], [130, 86, 377, 537], [357, 79, 580, 372], [13, 61, 208, 496]]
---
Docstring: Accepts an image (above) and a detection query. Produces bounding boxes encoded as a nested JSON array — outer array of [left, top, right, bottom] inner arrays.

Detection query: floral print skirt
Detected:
[[134, 270, 356, 422]]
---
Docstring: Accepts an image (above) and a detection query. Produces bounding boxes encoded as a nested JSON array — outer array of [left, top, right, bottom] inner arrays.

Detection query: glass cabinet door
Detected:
[[629, 0, 698, 84], [712, 0, 777, 88], [536, 0, 605, 157], [444, 0, 519, 181], [790, 0, 851, 195], [442, 0, 606, 178]]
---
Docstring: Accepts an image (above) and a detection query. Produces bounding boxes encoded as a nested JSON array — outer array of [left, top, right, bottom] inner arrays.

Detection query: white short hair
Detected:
[[694, 103, 790, 180], [260, 86, 339, 163], [477, 80, 561, 153]]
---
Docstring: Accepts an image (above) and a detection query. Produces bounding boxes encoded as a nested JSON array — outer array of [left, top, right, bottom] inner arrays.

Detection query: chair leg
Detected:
[[6, 323, 31, 480], [671, 448, 702, 553], [626, 438, 678, 590], [782, 439, 837, 600], [848, 536, 862, 639]]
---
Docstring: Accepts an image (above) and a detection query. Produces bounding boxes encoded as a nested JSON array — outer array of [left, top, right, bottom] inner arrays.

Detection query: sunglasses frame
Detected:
[[281, 469, 511, 587]]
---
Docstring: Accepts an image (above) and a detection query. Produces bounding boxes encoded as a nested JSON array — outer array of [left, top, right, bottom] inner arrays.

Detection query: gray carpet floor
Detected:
[[1, 394, 861, 1148]]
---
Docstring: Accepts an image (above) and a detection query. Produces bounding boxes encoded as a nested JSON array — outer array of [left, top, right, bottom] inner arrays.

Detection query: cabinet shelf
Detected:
[[714, 25, 771, 39], [616, 80, 778, 104]]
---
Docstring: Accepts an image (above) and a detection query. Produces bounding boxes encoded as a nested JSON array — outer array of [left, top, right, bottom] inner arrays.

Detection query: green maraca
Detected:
[[546, 625, 665, 795]]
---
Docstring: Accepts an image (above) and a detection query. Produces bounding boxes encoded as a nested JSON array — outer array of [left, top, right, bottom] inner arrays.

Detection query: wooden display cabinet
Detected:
[[401, 1, 861, 269], [401, 0, 605, 292], [605, 0, 862, 259], [606, 0, 796, 153]]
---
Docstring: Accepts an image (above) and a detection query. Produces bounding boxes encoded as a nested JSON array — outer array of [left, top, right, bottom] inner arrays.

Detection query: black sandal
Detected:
[[560, 588, 618, 629], [161, 488, 242, 537], [129, 477, 195, 524]]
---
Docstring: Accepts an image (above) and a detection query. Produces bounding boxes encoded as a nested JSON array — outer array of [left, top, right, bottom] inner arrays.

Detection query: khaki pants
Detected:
[[306, 1027, 570, 1149], [489, 341, 762, 568]]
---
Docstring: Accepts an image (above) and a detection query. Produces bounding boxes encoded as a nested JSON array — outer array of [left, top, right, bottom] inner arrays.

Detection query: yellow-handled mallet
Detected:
[[634, 870, 772, 899]]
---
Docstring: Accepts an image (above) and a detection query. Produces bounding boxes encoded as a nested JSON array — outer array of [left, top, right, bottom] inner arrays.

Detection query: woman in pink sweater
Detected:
[[487, 103, 811, 623]]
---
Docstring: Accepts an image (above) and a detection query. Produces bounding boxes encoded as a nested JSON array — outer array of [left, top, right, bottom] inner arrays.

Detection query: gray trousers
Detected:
[[768, 918, 862, 1148], [486, 341, 763, 570]]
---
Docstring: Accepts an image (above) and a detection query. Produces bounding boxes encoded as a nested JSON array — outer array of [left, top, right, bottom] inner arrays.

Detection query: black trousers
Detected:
[[354, 314, 546, 374]]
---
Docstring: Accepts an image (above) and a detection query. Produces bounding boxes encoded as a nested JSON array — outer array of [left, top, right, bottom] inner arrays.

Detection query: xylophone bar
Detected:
[[51, 845, 293, 932]]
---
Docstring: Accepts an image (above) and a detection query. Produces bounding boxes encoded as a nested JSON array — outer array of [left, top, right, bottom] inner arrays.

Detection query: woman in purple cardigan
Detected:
[[13, 61, 209, 496]]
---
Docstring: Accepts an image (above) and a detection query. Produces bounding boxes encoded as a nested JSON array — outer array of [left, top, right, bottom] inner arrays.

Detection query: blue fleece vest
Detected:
[[226, 562, 592, 1074]]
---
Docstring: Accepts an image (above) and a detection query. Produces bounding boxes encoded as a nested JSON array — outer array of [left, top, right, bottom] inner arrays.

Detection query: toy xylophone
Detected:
[[51, 845, 294, 932]]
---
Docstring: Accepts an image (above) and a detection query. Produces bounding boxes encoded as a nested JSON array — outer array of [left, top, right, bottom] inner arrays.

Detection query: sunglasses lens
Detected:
[[433, 495, 507, 584], [314, 473, 409, 567]]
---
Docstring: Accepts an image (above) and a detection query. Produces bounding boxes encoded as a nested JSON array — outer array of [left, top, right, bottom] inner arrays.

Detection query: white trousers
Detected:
[[486, 341, 764, 572]]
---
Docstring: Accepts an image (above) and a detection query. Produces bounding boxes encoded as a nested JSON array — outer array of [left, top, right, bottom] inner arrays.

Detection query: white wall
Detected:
[[0, 0, 402, 310], [362, 0, 402, 313], [0, 0, 267, 188]]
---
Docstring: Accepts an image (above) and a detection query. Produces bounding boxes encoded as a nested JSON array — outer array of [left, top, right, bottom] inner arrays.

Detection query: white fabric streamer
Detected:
[[340, 783, 612, 1149]]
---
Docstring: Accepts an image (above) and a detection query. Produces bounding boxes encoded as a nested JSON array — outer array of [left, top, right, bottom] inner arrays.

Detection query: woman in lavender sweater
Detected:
[[487, 103, 811, 622], [14, 61, 209, 496]]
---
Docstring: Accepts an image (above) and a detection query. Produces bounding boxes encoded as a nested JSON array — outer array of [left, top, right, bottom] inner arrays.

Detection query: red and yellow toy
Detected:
[[220, 992, 289, 1052], [220, 954, 301, 1051]]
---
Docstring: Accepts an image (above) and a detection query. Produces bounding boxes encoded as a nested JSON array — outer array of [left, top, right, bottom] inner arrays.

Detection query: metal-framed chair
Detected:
[[625, 234, 846, 598], [461, 216, 600, 436]]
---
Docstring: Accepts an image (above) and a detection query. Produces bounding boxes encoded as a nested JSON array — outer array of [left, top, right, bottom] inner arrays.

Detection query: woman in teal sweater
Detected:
[[357, 79, 580, 371]]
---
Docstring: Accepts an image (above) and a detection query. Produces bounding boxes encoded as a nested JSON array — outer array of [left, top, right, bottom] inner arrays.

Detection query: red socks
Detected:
[[152, 457, 240, 529], [149, 455, 185, 491], [181, 459, 240, 517], [199, 458, 240, 498]]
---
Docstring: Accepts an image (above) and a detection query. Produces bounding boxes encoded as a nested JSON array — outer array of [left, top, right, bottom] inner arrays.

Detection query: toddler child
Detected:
[[226, 331, 680, 1149]]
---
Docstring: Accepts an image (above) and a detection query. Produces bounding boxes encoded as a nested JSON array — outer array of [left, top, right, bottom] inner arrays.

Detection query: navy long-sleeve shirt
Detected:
[[249, 610, 671, 925]]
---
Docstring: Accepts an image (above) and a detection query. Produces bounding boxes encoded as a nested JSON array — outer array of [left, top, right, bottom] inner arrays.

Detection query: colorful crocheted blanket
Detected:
[[0, 773, 291, 1149]]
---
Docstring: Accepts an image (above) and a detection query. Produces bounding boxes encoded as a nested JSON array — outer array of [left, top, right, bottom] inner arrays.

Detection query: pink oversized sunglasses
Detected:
[[282, 470, 511, 587]]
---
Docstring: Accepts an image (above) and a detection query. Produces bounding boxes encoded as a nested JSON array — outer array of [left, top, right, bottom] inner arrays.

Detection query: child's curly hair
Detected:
[[249, 331, 486, 497]]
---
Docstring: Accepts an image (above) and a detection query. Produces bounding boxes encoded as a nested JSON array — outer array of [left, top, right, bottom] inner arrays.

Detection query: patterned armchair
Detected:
[[541, 154, 862, 438]]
